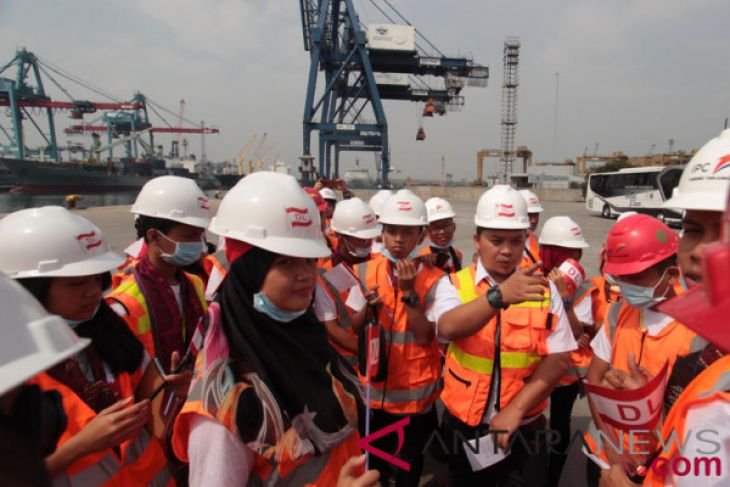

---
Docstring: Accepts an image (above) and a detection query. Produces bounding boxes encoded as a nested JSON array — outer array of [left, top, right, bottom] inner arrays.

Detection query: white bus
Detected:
[[585, 165, 684, 222]]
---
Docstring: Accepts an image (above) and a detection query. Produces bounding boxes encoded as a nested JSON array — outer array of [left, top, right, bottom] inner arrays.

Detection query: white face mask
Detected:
[[342, 238, 372, 259]]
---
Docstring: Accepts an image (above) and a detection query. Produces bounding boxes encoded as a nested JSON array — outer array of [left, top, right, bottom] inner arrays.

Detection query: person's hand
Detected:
[[548, 268, 570, 299], [363, 285, 382, 308], [165, 351, 193, 385], [313, 180, 325, 190], [602, 353, 651, 390], [577, 333, 591, 349], [488, 404, 523, 450], [73, 397, 150, 456], [395, 258, 418, 293], [498, 262, 548, 305], [337, 454, 380, 487]]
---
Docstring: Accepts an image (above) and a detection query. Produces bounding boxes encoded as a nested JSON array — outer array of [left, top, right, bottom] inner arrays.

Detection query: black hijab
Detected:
[[219, 247, 352, 436]]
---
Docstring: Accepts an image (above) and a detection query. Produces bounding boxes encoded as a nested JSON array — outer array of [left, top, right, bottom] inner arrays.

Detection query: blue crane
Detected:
[[299, 0, 489, 185]]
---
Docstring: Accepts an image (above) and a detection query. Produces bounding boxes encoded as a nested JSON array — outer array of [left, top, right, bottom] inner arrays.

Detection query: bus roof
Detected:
[[589, 165, 684, 176]]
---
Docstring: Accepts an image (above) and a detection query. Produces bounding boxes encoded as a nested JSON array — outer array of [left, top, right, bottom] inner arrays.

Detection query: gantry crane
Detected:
[[0, 48, 218, 163], [299, 0, 488, 185]]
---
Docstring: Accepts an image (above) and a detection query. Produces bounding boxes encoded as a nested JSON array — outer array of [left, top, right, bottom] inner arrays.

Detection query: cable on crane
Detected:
[[37, 64, 77, 103], [37, 57, 124, 103], [145, 97, 200, 128], [378, 0, 445, 57]]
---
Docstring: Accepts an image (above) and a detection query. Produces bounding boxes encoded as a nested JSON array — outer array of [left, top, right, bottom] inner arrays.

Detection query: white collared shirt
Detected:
[[432, 259, 578, 355]]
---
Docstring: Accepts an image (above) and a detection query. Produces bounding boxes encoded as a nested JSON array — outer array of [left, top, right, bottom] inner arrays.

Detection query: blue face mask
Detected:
[[64, 303, 101, 328], [159, 233, 205, 267], [253, 292, 308, 322], [607, 269, 670, 308], [381, 246, 421, 263], [430, 239, 454, 250], [343, 238, 372, 259]]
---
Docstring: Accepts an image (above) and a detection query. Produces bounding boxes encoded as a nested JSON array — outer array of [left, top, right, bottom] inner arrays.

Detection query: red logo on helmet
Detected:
[[496, 203, 515, 218], [363, 214, 375, 225], [76, 231, 103, 251], [712, 154, 730, 174], [198, 197, 210, 210], [570, 227, 582, 236], [286, 207, 312, 228], [529, 198, 538, 205], [397, 201, 412, 212]]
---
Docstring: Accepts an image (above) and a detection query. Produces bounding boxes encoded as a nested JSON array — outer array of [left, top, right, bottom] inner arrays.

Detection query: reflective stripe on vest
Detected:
[[318, 268, 353, 330], [354, 256, 444, 414], [31, 373, 172, 487], [441, 265, 551, 426], [108, 271, 207, 360]]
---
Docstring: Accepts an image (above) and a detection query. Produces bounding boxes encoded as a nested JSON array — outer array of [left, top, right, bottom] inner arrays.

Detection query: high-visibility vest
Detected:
[[644, 354, 730, 486], [583, 300, 705, 466], [441, 264, 553, 427], [112, 254, 139, 289], [30, 372, 173, 486], [317, 263, 359, 368], [201, 252, 226, 279], [520, 232, 540, 269], [171, 334, 362, 485], [107, 272, 207, 362], [354, 254, 445, 415]]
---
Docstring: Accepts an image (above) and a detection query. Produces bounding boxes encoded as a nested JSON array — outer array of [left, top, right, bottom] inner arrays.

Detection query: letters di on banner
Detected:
[[584, 363, 669, 430]]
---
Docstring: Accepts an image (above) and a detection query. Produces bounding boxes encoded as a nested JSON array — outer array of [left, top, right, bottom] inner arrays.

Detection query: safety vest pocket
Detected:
[[502, 308, 534, 351]]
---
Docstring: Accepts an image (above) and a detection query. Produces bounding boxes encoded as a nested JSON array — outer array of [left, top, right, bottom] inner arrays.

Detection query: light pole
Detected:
[[552, 72, 560, 162]]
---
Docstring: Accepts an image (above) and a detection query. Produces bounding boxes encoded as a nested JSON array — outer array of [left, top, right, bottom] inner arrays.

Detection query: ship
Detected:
[[1, 156, 221, 193]]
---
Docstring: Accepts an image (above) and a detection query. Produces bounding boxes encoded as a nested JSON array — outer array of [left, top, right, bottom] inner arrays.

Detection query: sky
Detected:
[[1, 0, 729, 181]]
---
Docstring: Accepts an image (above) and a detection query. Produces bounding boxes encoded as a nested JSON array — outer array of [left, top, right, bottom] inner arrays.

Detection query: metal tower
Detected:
[[500, 37, 520, 183]]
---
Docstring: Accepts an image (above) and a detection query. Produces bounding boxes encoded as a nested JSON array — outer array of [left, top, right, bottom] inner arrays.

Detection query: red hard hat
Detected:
[[603, 214, 678, 276], [304, 187, 327, 212]]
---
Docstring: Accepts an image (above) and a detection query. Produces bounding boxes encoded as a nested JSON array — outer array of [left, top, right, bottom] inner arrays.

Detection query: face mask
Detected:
[[608, 269, 671, 308], [381, 246, 421, 263], [0, 384, 67, 456], [430, 239, 454, 250], [159, 232, 205, 267], [64, 302, 101, 328], [253, 291, 308, 322], [343, 238, 372, 258]]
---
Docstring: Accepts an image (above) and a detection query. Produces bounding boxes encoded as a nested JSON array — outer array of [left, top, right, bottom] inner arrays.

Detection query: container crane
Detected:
[[299, 0, 488, 185], [0, 48, 219, 163]]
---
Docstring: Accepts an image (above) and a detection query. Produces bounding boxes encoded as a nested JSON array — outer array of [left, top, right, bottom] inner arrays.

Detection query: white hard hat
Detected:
[[663, 129, 730, 212], [425, 197, 456, 223], [538, 216, 589, 249], [0, 273, 89, 395], [378, 189, 428, 226], [519, 189, 544, 213], [319, 187, 337, 201], [0, 206, 125, 279], [331, 198, 382, 239], [209, 172, 330, 258], [131, 175, 211, 228], [368, 189, 394, 217], [474, 185, 530, 230]]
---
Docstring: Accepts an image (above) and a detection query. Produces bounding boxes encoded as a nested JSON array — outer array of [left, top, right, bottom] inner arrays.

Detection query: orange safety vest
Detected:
[[520, 232, 540, 269], [172, 337, 362, 485], [583, 300, 705, 466], [354, 254, 444, 415], [107, 272, 207, 362], [30, 372, 173, 486], [112, 255, 139, 289], [441, 264, 553, 427], [317, 263, 359, 368], [201, 252, 226, 279], [644, 354, 730, 486]]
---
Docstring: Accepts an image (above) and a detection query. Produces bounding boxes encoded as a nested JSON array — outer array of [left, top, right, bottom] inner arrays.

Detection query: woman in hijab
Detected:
[[172, 172, 378, 486]]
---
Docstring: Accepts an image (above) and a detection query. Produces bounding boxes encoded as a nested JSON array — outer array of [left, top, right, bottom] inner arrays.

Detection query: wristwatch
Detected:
[[562, 296, 573, 310], [486, 285, 508, 309], [401, 292, 420, 307]]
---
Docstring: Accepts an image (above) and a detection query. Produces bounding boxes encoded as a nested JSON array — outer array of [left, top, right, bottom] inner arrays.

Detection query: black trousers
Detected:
[[548, 381, 581, 487], [367, 407, 437, 487], [443, 410, 549, 487]]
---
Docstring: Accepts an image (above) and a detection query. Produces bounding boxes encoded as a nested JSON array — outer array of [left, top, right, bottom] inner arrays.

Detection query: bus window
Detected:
[[659, 168, 683, 199]]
